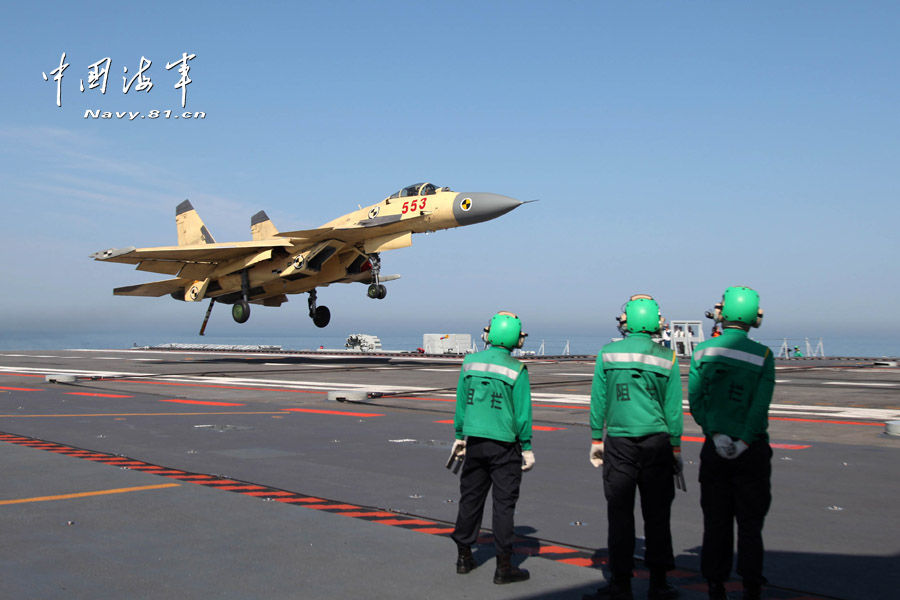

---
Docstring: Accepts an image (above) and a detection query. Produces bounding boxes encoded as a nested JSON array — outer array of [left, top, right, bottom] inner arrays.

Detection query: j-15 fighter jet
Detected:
[[92, 183, 525, 334]]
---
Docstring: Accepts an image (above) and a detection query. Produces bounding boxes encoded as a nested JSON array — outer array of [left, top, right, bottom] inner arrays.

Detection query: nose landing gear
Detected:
[[366, 253, 387, 300]]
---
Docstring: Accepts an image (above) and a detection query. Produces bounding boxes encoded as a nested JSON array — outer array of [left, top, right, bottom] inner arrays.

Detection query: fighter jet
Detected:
[[91, 183, 525, 333]]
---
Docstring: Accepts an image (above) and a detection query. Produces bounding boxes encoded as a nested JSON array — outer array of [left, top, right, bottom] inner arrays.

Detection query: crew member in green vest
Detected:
[[585, 295, 683, 600], [450, 311, 534, 585], [689, 286, 774, 600]]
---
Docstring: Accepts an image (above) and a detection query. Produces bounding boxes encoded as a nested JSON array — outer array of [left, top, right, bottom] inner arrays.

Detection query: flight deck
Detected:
[[1, 348, 898, 599]]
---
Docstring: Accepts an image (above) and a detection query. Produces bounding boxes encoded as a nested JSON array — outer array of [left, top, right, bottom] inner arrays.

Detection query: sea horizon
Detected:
[[1, 330, 897, 359]]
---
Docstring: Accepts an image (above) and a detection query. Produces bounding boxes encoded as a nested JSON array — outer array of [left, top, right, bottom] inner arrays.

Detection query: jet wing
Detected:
[[91, 240, 294, 266], [113, 278, 187, 297]]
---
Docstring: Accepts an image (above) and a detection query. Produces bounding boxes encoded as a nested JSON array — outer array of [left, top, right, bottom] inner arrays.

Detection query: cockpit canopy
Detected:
[[387, 182, 450, 200]]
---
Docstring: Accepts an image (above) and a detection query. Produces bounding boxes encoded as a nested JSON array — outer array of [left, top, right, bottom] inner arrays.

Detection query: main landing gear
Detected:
[[308, 289, 330, 328], [366, 253, 387, 300], [232, 269, 252, 323]]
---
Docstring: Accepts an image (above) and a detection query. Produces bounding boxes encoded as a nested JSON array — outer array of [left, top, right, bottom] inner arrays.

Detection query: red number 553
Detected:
[[401, 198, 427, 214]]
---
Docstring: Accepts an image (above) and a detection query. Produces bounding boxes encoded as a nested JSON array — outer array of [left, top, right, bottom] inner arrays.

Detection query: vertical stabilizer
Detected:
[[250, 210, 279, 240], [175, 200, 215, 246]]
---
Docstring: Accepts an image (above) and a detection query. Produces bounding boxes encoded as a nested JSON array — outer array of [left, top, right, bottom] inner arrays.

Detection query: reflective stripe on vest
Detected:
[[694, 346, 765, 367], [602, 352, 673, 370], [462, 361, 520, 382]]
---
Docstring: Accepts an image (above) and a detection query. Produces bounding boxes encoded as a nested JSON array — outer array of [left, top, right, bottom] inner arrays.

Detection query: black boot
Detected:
[[648, 569, 679, 599], [493, 553, 529, 584], [456, 544, 475, 574], [582, 578, 633, 600], [742, 582, 761, 600], [708, 581, 727, 600]]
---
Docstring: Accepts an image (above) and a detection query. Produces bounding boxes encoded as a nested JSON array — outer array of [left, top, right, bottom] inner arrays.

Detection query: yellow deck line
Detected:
[[0, 483, 180, 505]]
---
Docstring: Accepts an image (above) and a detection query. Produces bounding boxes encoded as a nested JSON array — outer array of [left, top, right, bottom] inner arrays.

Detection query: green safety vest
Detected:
[[688, 328, 775, 442], [590, 333, 683, 446], [454, 346, 533, 450]]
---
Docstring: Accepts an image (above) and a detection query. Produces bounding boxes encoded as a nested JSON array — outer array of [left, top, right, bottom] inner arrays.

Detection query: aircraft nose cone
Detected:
[[452, 192, 523, 226]]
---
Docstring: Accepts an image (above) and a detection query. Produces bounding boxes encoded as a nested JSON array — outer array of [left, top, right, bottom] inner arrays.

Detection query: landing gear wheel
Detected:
[[312, 305, 331, 328], [232, 301, 250, 324], [376, 284, 386, 299], [368, 284, 387, 299]]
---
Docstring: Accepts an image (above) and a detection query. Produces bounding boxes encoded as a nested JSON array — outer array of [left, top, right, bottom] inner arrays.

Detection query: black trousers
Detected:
[[699, 437, 772, 586], [451, 437, 522, 555], [603, 433, 676, 581]]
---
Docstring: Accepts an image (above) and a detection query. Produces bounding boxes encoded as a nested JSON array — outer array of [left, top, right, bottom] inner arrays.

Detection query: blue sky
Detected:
[[1, 2, 898, 349]]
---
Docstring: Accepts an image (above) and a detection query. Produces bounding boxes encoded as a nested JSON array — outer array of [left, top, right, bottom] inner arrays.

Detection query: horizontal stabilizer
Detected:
[[114, 279, 186, 297]]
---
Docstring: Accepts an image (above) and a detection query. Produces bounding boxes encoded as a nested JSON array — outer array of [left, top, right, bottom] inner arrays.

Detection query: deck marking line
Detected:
[[0, 430, 834, 600], [282, 408, 384, 417], [0, 483, 179, 505], [159, 399, 246, 407]]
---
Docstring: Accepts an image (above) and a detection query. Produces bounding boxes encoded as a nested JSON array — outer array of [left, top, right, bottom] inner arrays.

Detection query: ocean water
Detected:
[[1, 330, 898, 358]]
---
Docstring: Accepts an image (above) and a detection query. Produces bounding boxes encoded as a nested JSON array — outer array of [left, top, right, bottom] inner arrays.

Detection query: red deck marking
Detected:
[[301, 503, 362, 510], [412, 527, 454, 534], [375, 518, 436, 526], [336, 511, 397, 518], [244, 490, 296, 497], [0, 386, 43, 391], [159, 399, 246, 407], [275, 497, 318, 503], [65, 392, 133, 398], [557, 557, 595, 567], [198, 479, 242, 485], [434, 419, 454, 424], [515, 544, 576, 556], [141, 470, 187, 475], [109, 379, 321, 394], [282, 408, 384, 418]]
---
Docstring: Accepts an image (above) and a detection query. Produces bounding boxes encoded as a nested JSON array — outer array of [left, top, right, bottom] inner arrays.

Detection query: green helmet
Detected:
[[721, 286, 762, 326], [623, 295, 662, 334], [486, 311, 524, 349]]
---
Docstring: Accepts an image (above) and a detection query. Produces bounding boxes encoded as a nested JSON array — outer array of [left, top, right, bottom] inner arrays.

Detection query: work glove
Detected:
[[732, 440, 749, 458], [451, 439, 466, 458], [521, 450, 535, 471], [589, 441, 604, 468], [712, 433, 736, 459]]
